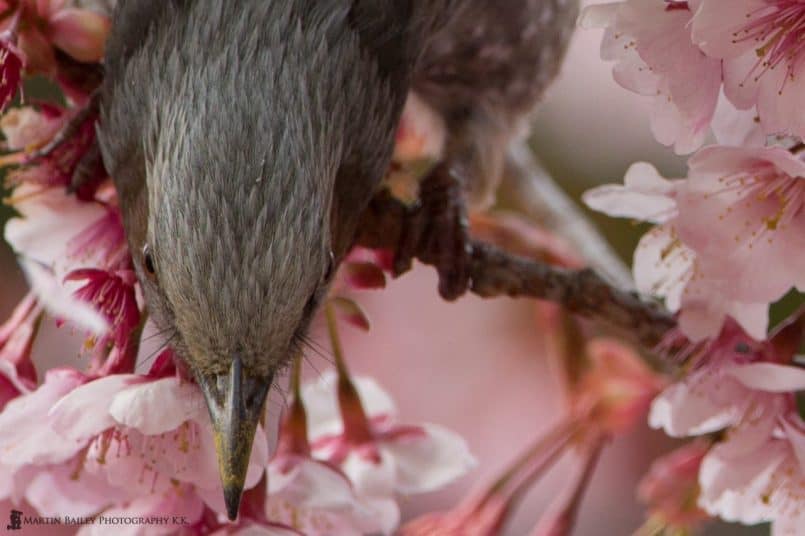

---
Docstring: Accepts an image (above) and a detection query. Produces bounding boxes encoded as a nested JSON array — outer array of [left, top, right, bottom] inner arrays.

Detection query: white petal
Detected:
[[381, 423, 476, 494], [632, 224, 693, 309], [110, 377, 205, 434], [19, 258, 108, 335], [648, 368, 746, 437], [4, 186, 106, 275], [268, 458, 355, 509], [340, 450, 397, 499], [698, 439, 788, 524], [302, 371, 397, 440], [582, 162, 677, 224]]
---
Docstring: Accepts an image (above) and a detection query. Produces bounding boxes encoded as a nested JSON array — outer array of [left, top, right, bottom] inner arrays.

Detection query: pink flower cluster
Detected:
[[583, 0, 805, 153], [584, 2, 805, 533]]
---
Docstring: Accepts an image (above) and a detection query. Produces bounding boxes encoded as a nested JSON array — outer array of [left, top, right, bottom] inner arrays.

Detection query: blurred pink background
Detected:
[[0, 2, 764, 534]]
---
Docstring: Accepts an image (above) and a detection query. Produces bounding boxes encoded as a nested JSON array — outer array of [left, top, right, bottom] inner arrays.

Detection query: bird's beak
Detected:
[[195, 355, 271, 521]]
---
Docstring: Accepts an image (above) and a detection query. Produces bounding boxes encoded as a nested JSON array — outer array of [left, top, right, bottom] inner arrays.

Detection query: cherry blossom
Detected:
[[581, 0, 721, 154], [264, 361, 389, 535], [692, 0, 805, 140], [648, 317, 805, 532], [4, 183, 113, 276], [66, 268, 140, 351], [302, 370, 476, 533], [583, 160, 771, 340], [675, 145, 805, 305], [0, 355, 269, 520]]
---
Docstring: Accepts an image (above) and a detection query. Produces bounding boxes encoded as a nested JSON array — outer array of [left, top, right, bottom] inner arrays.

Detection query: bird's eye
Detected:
[[142, 244, 156, 278]]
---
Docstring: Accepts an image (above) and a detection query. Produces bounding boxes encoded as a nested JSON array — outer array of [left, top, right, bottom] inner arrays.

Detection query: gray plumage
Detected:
[[100, 0, 435, 377], [96, 0, 577, 519], [416, 0, 579, 207]]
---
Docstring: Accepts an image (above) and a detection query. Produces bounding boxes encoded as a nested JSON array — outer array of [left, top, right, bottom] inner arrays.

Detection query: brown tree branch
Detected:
[[356, 191, 677, 351]]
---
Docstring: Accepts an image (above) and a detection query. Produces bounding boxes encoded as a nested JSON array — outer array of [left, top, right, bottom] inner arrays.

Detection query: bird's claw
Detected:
[[393, 162, 472, 301]]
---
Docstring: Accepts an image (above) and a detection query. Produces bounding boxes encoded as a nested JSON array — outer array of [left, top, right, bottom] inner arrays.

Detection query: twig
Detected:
[[502, 143, 634, 290], [356, 191, 677, 351]]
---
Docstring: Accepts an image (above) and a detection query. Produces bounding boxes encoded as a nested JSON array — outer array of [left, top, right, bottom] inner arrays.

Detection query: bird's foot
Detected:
[[393, 162, 472, 301]]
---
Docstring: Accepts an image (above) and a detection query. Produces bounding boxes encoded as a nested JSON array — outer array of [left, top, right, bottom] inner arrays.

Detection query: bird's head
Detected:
[[132, 89, 342, 519], [98, 3, 403, 520]]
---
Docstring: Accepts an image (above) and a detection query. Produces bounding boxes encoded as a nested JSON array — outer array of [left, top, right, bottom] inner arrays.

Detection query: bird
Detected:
[[95, 0, 578, 521]]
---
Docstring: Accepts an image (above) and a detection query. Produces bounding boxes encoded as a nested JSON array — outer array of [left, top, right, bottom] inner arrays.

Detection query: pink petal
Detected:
[[675, 260, 769, 341], [711, 94, 765, 147], [26, 461, 130, 518], [4, 185, 107, 276], [339, 450, 397, 499], [728, 363, 805, 392], [780, 415, 805, 474], [48, 8, 110, 63], [49, 373, 140, 443], [0, 38, 24, 112], [691, 0, 769, 59], [79, 486, 204, 536], [602, 0, 722, 153], [0, 107, 63, 151], [330, 452, 402, 533], [755, 60, 805, 139], [0, 368, 86, 466], [85, 425, 214, 497]]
